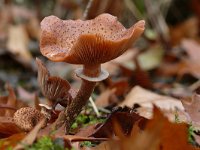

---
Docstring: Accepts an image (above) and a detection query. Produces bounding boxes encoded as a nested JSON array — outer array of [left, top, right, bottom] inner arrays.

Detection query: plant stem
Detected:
[[64, 79, 96, 134]]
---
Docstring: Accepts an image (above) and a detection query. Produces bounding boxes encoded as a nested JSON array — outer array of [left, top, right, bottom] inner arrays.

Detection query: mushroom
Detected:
[[36, 58, 72, 109], [40, 13, 145, 133], [13, 107, 46, 131]]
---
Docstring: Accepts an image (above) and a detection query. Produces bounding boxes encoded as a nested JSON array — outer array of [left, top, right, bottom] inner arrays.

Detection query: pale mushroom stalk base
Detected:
[[64, 79, 96, 133]]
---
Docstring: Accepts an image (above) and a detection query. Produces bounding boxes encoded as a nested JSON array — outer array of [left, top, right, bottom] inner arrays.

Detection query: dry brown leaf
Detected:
[[169, 17, 199, 46], [180, 39, 200, 78], [87, 141, 112, 150], [155, 108, 196, 150], [157, 39, 200, 79], [17, 86, 35, 103], [92, 108, 147, 138], [182, 88, 200, 127], [0, 84, 27, 117], [107, 107, 196, 150], [0, 133, 26, 149], [6, 24, 32, 66], [112, 48, 138, 69], [95, 88, 116, 107], [5, 84, 17, 117], [119, 86, 184, 118], [76, 124, 97, 137], [85, 0, 124, 20], [26, 16, 40, 40], [57, 135, 107, 142], [0, 117, 22, 138], [13, 118, 46, 150]]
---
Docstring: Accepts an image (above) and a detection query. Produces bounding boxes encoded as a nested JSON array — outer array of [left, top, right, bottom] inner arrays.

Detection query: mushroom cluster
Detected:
[[38, 13, 145, 133], [40, 14, 145, 133]]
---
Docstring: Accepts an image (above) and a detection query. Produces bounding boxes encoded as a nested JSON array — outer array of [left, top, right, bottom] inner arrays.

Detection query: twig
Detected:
[[189, 80, 200, 91], [98, 107, 111, 113], [83, 0, 94, 20], [0, 104, 17, 110], [89, 97, 100, 117], [144, 0, 171, 50]]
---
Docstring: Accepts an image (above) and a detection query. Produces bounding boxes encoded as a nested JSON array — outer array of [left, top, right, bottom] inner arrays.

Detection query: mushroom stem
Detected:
[[64, 79, 96, 134], [54, 65, 109, 133], [83, 64, 101, 77]]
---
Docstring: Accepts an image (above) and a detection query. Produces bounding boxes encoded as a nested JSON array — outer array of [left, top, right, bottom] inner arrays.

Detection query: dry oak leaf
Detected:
[[6, 24, 32, 67], [108, 107, 196, 150], [92, 107, 147, 138], [0, 117, 22, 138], [0, 84, 27, 117], [119, 86, 184, 118], [181, 39, 200, 78], [13, 118, 46, 150], [95, 88, 116, 107], [181, 88, 200, 127], [40, 13, 145, 64], [0, 133, 25, 149]]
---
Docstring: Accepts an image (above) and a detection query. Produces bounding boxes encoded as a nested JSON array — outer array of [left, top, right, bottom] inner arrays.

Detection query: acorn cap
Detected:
[[13, 107, 46, 131], [40, 13, 145, 64]]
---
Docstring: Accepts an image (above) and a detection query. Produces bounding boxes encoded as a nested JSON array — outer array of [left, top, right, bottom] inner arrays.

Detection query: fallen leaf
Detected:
[[182, 87, 200, 127], [95, 88, 116, 107], [0, 117, 22, 138], [120, 86, 184, 114], [56, 135, 107, 142], [138, 44, 164, 70], [13, 118, 46, 150], [0, 84, 27, 117], [87, 141, 112, 150], [169, 17, 199, 46], [108, 107, 196, 150], [4, 83, 17, 117], [6, 24, 32, 67], [25, 16, 40, 40], [92, 107, 147, 138], [181, 39, 200, 78], [17, 86, 35, 104], [0, 133, 26, 149]]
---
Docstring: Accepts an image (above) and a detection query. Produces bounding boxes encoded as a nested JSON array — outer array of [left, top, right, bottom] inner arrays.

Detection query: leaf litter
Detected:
[[1, 1, 200, 150]]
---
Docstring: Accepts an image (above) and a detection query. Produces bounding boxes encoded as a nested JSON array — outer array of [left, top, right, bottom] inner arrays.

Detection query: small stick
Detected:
[[0, 104, 17, 110], [83, 0, 94, 20], [89, 97, 100, 117]]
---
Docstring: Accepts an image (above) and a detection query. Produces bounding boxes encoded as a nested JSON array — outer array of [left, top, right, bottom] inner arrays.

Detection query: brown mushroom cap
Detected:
[[36, 58, 71, 102], [40, 13, 145, 64], [13, 107, 45, 131]]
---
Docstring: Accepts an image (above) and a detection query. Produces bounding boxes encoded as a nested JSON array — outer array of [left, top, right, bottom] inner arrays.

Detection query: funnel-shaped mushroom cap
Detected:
[[13, 107, 45, 131], [40, 13, 145, 64]]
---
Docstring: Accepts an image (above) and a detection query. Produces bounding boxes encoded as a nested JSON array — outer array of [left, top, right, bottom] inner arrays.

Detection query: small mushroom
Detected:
[[13, 107, 46, 131], [36, 58, 72, 108], [39, 13, 145, 133]]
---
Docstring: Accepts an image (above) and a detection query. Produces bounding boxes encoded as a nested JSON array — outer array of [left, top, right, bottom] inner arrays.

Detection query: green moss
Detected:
[[6, 147, 13, 150], [188, 125, 195, 145], [71, 113, 105, 130], [80, 141, 95, 147], [174, 111, 180, 123], [174, 113, 196, 145], [25, 136, 67, 150]]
